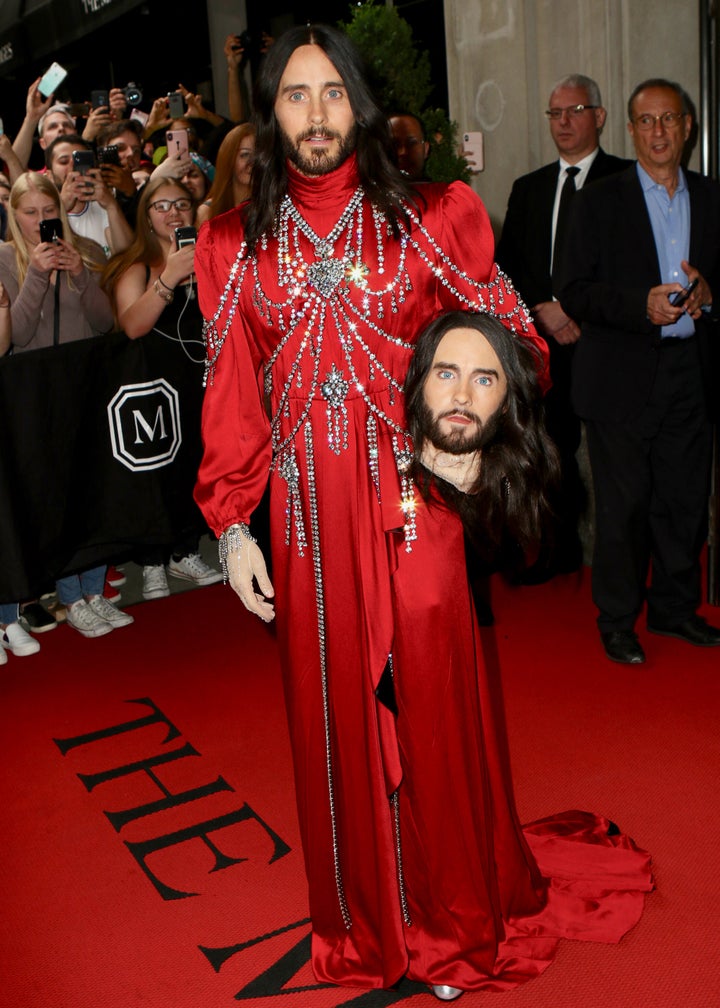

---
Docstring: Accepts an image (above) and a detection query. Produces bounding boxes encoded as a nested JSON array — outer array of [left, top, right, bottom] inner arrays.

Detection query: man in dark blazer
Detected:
[[559, 78, 720, 664], [497, 74, 629, 576]]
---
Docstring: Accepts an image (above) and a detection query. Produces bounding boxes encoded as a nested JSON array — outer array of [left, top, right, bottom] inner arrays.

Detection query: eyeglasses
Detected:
[[545, 104, 599, 119], [148, 198, 193, 213], [631, 111, 685, 131]]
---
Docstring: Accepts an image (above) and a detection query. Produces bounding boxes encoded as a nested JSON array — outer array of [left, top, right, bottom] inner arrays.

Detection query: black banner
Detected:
[[21, 0, 146, 63], [0, 331, 209, 602]]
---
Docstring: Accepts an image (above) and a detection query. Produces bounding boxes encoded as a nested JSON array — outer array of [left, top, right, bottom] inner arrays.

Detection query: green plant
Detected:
[[340, 1, 432, 115], [340, 1, 469, 184], [421, 107, 472, 184]]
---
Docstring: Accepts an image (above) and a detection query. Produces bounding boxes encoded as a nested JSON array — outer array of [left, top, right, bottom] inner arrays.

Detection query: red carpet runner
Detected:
[[1, 568, 719, 1007]]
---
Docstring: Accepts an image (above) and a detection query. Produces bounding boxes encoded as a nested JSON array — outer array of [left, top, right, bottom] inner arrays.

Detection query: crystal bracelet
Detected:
[[218, 522, 257, 582]]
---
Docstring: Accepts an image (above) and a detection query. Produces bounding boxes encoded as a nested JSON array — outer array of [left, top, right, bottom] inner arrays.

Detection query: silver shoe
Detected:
[[431, 986, 463, 1001]]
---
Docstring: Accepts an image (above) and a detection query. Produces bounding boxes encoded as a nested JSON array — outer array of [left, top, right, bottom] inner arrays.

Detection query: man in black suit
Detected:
[[497, 74, 629, 576], [559, 78, 720, 664]]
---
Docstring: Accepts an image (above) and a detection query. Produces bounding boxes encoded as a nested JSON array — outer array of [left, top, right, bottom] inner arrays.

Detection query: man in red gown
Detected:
[[194, 23, 652, 1001]]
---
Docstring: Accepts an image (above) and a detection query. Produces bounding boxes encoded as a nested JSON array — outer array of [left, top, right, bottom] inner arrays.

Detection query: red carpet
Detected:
[[1, 568, 719, 1007]]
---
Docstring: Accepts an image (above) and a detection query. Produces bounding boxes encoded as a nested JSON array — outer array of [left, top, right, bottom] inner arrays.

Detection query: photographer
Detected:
[[94, 118, 144, 226], [45, 134, 133, 257], [81, 87, 131, 144]]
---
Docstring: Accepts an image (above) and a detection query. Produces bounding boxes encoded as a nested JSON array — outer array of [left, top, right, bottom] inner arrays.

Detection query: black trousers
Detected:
[[584, 340, 712, 633]]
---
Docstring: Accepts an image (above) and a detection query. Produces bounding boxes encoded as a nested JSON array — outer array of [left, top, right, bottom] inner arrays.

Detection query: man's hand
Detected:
[[224, 33, 245, 69], [143, 97, 171, 139], [84, 168, 115, 210], [647, 284, 687, 326], [109, 87, 128, 119], [226, 539, 275, 622], [648, 262, 712, 325], [531, 300, 581, 344], [679, 260, 711, 319], [99, 162, 136, 198], [24, 77, 53, 123], [82, 104, 113, 143]]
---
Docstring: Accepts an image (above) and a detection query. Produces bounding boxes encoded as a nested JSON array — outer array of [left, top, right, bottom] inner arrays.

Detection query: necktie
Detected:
[[552, 165, 580, 294]]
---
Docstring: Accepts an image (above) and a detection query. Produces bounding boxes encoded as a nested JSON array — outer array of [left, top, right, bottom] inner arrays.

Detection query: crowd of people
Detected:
[[0, 33, 262, 659]]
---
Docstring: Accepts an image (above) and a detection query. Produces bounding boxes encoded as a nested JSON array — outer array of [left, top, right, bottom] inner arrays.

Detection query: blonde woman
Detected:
[[196, 123, 254, 224], [0, 172, 113, 353], [0, 172, 133, 639]]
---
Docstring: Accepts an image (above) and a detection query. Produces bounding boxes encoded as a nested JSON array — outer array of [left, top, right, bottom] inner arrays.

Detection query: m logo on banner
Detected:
[[108, 379, 182, 471]]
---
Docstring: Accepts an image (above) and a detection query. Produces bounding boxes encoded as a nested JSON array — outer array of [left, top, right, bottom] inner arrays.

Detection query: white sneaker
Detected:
[[86, 595, 134, 628], [142, 564, 170, 600], [66, 598, 113, 638], [0, 641, 7, 665], [2, 621, 41, 656], [167, 553, 222, 586]]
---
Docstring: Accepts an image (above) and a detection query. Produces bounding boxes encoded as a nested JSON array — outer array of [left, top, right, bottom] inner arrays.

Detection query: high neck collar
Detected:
[[286, 154, 361, 216]]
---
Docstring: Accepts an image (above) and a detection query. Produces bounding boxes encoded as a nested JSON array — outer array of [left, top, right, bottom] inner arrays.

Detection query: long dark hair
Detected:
[[244, 23, 418, 252], [405, 311, 561, 569]]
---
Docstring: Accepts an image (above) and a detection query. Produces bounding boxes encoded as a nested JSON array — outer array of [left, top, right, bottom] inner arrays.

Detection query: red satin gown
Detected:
[[194, 154, 652, 993]]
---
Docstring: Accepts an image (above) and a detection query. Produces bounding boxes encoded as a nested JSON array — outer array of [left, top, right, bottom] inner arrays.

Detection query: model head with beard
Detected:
[[405, 311, 562, 570], [244, 23, 419, 253]]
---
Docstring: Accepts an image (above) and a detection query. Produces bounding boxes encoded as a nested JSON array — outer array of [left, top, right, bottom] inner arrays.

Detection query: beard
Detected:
[[280, 123, 358, 177], [417, 399, 505, 455]]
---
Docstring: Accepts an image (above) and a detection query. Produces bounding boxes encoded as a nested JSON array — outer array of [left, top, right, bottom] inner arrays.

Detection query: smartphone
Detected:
[[97, 145, 121, 167], [130, 107, 149, 127], [175, 225, 197, 249], [90, 89, 109, 110], [39, 218, 63, 243], [167, 91, 184, 119], [0, 118, 4, 136], [72, 149, 96, 175], [462, 131, 484, 173], [669, 277, 699, 307], [166, 128, 189, 161], [38, 62, 68, 99]]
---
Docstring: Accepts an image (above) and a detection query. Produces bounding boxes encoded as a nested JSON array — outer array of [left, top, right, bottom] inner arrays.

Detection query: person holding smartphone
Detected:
[[0, 171, 133, 639], [94, 119, 144, 226], [559, 78, 720, 662], [102, 177, 222, 599], [44, 134, 133, 257]]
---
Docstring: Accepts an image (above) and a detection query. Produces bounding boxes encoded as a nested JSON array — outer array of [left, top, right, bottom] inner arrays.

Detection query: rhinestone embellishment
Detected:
[[307, 257, 347, 297]]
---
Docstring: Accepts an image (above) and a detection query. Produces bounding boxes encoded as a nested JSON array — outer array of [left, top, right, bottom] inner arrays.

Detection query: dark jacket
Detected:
[[496, 147, 630, 309], [558, 164, 720, 422]]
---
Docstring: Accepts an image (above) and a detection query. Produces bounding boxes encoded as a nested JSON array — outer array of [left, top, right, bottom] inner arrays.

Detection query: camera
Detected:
[[237, 29, 264, 61], [97, 145, 121, 167], [123, 82, 143, 107]]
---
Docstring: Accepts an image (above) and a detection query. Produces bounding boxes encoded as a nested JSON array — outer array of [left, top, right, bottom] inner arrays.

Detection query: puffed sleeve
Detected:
[[193, 214, 272, 536], [427, 181, 550, 388]]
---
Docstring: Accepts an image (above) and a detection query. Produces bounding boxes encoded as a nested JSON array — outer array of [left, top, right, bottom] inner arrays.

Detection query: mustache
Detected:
[[296, 127, 341, 143], [438, 409, 482, 424]]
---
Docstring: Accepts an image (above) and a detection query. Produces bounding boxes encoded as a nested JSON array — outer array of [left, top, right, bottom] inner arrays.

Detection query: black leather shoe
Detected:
[[601, 631, 646, 664], [647, 614, 720, 646]]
